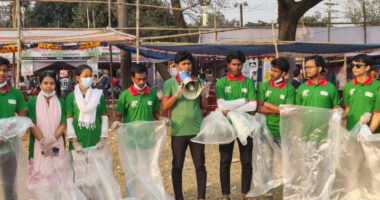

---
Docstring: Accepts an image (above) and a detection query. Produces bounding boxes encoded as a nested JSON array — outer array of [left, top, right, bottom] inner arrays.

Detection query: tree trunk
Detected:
[[277, 0, 323, 41], [156, 63, 171, 81], [170, 0, 189, 42], [118, 0, 132, 90]]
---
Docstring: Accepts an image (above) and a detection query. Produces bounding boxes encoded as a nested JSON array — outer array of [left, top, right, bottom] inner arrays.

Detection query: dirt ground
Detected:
[[22, 128, 283, 200]]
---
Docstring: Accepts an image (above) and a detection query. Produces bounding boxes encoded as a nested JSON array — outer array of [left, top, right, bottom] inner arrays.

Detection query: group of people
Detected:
[[0, 48, 379, 200]]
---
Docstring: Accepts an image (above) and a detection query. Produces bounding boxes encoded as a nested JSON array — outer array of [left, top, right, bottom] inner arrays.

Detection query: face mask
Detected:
[[40, 90, 56, 97], [134, 82, 147, 91], [274, 77, 283, 84], [0, 81, 7, 88], [80, 78, 93, 88], [179, 70, 191, 76]]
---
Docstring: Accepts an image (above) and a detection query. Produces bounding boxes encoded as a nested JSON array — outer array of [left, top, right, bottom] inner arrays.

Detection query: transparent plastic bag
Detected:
[[117, 120, 173, 200], [279, 105, 343, 200], [27, 152, 86, 200], [71, 147, 121, 200], [191, 109, 236, 144], [227, 110, 258, 146], [0, 116, 34, 200], [247, 113, 282, 198]]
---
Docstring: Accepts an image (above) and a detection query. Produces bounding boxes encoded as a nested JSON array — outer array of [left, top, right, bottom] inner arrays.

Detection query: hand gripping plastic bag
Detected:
[[227, 110, 259, 146], [191, 109, 236, 144], [279, 105, 343, 200], [71, 147, 121, 200], [27, 152, 87, 200], [0, 116, 34, 200], [117, 120, 173, 200], [247, 113, 282, 198]]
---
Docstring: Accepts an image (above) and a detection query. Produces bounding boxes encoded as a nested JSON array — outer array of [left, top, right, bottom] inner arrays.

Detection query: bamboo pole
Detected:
[[271, 20, 279, 58], [0, 0, 184, 11], [108, 0, 111, 27], [109, 44, 116, 119], [214, 7, 217, 42], [136, 0, 140, 64], [15, 0, 21, 89]]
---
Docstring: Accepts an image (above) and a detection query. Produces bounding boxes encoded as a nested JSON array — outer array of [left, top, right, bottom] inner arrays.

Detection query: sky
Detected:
[[218, 0, 350, 25]]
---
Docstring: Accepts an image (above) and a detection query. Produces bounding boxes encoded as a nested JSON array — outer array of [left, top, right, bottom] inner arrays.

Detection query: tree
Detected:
[[344, 0, 380, 25], [277, 0, 323, 41], [24, 2, 77, 27], [245, 20, 271, 27], [302, 11, 328, 27]]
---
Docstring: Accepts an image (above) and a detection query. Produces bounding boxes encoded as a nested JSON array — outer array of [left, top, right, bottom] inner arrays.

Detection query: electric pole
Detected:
[[363, 1, 367, 43], [325, 0, 337, 43], [234, 2, 248, 27]]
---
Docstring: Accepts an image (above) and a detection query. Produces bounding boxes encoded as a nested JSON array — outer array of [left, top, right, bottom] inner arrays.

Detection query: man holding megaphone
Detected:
[[162, 51, 209, 200]]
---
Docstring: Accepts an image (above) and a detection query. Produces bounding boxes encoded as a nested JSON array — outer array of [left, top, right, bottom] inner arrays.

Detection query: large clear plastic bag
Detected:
[[227, 110, 259, 146], [279, 105, 343, 200], [27, 152, 86, 200], [247, 113, 282, 198], [0, 116, 34, 200], [71, 147, 121, 200], [117, 120, 173, 200], [191, 109, 236, 144]]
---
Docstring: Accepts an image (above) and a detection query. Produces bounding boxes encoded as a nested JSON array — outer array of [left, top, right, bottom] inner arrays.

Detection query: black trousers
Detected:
[[0, 151, 18, 200], [219, 137, 253, 195], [171, 135, 207, 200]]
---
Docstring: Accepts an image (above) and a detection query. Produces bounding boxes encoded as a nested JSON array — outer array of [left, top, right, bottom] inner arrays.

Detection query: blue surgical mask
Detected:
[[40, 90, 56, 97], [80, 78, 93, 88], [134, 82, 147, 91]]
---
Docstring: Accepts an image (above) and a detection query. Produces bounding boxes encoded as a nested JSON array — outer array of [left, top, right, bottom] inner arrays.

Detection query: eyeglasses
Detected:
[[352, 64, 365, 68], [305, 66, 317, 70]]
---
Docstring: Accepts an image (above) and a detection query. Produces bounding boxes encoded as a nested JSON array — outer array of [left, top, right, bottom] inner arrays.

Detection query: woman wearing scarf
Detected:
[[27, 71, 70, 198], [66, 65, 120, 199]]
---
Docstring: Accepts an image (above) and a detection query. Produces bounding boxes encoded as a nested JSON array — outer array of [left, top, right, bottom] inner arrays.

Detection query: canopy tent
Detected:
[[0, 29, 135, 46], [118, 43, 380, 60]]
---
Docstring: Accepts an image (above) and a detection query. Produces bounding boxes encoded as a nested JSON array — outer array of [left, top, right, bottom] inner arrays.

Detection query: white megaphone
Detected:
[[179, 71, 204, 100]]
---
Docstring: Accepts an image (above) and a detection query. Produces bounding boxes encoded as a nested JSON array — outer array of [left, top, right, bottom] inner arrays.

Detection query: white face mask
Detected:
[[80, 78, 93, 88], [134, 82, 147, 91], [274, 77, 283, 84], [40, 90, 56, 97], [0, 81, 7, 88]]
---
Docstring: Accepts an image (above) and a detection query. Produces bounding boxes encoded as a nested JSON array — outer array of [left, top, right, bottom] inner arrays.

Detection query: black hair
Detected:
[[19, 76, 24, 82], [75, 64, 92, 76], [131, 64, 148, 77], [305, 55, 325, 71], [271, 57, 290, 73], [39, 71, 57, 83], [353, 54, 372, 66], [174, 51, 194, 64], [293, 68, 301, 77], [0, 57, 10, 68], [226, 51, 246, 64]]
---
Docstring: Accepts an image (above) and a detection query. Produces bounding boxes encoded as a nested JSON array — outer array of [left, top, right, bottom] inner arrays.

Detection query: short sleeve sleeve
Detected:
[[247, 79, 256, 101], [16, 90, 28, 113], [65, 93, 74, 118], [115, 92, 127, 116], [163, 79, 172, 97], [26, 98, 36, 122], [257, 83, 266, 101], [215, 79, 225, 99], [331, 86, 341, 107], [375, 85, 380, 112], [342, 84, 350, 108], [296, 85, 304, 105], [286, 85, 296, 104], [153, 91, 160, 112], [100, 95, 108, 115], [59, 99, 66, 124]]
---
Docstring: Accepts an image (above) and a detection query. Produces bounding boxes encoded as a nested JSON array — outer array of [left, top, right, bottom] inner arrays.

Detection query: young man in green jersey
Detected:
[[216, 51, 257, 200], [162, 51, 208, 200], [343, 54, 380, 133], [257, 57, 296, 144]]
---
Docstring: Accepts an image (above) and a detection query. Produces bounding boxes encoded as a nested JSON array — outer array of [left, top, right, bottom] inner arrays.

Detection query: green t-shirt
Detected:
[[215, 74, 256, 101], [26, 96, 66, 158], [296, 79, 341, 142], [115, 86, 160, 123], [343, 77, 380, 133], [163, 77, 203, 136], [0, 85, 28, 154], [65, 92, 108, 150], [258, 80, 296, 138]]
